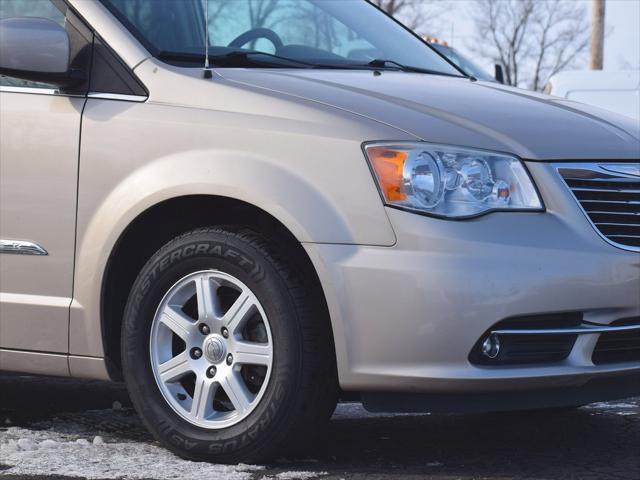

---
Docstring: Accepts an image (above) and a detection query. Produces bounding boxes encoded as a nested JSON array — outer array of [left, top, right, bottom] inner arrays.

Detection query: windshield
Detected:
[[430, 44, 494, 82], [100, 0, 461, 75]]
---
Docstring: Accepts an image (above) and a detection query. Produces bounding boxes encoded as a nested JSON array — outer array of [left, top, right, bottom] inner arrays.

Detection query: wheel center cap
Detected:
[[203, 335, 227, 364]]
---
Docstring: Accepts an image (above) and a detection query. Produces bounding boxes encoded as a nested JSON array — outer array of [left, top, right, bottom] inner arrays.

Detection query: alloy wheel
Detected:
[[149, 270, 273, 429]]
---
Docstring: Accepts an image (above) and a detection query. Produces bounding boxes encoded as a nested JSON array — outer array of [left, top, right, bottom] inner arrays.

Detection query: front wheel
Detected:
[[121, 227, 337, 463]]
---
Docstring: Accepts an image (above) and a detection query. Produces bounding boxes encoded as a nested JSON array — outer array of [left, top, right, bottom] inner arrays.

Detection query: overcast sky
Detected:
[[430, 0, 640, 72]]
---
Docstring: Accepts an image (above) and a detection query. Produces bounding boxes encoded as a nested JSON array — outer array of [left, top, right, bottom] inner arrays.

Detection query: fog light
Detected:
[[482, 334, 501, 359]]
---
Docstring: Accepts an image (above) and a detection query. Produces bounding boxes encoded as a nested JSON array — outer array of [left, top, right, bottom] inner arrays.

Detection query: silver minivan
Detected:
[[1, 0, 639, 464]]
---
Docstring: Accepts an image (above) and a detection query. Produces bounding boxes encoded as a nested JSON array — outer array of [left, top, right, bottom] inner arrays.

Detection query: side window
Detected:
[[0, 0, 90, 91]]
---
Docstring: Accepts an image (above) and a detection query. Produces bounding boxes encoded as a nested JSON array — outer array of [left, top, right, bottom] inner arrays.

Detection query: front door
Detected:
[[0, 0, 90, 371]]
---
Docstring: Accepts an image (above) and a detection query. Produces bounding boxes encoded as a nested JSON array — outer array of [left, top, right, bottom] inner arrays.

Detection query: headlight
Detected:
[[364, 142, 543, 218]]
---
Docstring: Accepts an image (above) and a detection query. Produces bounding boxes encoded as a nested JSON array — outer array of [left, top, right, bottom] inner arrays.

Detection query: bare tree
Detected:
[[468, 0, 590, 91], [370, 0, 443, 31], [248, 0, 280, 28]]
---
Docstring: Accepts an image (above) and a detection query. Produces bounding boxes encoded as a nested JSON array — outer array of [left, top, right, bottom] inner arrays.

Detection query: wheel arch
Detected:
[[99, 195, 335, 380]]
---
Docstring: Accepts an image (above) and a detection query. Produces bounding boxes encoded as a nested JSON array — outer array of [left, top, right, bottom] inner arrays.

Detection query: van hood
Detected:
[[219, 69, 640, 161]]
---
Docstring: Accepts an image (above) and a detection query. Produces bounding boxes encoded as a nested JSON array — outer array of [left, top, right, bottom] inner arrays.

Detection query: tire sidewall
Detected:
[[122, 230, 303, 460]]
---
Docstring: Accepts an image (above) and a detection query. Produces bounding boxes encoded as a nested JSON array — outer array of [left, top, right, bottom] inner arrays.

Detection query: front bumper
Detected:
[[304, 162, 640, 404]]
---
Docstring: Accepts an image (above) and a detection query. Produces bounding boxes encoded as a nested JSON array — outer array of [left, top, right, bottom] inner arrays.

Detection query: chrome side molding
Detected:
[[0, 85, 84, 97], [0, 87, 147, 103], [0, 240, 48, 256], [87, 92, 148, 102]]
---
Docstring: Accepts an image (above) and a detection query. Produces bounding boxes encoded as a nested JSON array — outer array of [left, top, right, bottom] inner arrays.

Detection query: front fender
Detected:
[[70, 98, 399, 358]]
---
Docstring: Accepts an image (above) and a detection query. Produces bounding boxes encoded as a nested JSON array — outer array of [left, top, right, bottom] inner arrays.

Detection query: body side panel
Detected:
[[0, 93, 84, 355], [0, 349, 69, 376]]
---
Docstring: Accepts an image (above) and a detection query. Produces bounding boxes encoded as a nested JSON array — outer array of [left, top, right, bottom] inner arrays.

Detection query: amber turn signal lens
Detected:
[[367, 147, 407, 202]]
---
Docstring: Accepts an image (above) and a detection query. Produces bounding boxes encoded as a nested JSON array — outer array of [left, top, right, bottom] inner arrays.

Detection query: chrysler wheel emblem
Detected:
[[204, 335, 226, 364]]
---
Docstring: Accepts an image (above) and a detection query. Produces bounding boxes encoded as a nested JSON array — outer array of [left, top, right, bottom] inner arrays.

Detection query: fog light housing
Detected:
[[482, 334, 501, 359]]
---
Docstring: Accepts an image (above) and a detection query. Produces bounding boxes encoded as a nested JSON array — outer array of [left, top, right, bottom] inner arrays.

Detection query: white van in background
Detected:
[[546, 70, 640, 122]]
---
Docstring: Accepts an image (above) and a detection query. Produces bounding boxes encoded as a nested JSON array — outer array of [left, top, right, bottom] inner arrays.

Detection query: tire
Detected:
[[121, 226, 338, 463]]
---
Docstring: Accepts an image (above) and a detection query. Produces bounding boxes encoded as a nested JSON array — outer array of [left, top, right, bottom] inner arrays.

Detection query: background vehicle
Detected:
[[546, 70, 640, 122], [1, 0, 639, 465]]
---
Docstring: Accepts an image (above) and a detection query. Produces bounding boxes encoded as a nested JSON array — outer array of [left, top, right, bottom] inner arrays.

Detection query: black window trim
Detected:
[[63, 0, 149, 101]]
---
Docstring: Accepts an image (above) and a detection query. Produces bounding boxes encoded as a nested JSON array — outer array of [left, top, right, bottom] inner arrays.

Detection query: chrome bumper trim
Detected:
[[492, 324, 640, 336]]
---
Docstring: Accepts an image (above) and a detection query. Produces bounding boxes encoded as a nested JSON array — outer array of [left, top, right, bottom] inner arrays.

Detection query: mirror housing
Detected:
[[494, 64, 505, 84], [0, 17, 85, 88]]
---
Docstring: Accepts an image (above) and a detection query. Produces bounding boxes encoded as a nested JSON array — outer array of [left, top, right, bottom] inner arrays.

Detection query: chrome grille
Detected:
[[556, 163, 640, 251]]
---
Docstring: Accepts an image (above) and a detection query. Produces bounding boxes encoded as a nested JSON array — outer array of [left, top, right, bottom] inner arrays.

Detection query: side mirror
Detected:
[[494, 64, 505, 84], [0, 17, 85, 88]]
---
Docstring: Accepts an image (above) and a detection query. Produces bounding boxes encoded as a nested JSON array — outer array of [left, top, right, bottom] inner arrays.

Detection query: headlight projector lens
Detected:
[[404, 152, 445, 208]]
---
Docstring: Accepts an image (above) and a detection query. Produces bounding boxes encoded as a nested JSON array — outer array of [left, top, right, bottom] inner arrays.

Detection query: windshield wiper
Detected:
[[157, 51, 466, 76], [211, 50, 318, 68], [158, 50, 314, 69], [210, 52, 377, 71], [367, 59, 467, 77]]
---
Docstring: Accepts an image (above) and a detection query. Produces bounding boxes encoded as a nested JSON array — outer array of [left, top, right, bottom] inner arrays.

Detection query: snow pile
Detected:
[[0, 409, 328, 480], [0, 426, 262, 480]]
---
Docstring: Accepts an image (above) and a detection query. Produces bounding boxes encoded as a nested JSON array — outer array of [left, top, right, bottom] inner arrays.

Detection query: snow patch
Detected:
[[0, 426, 262, 480], [332, 402, 431, 419], [586, 402, 638, 410], [274, 472, 326, 479]]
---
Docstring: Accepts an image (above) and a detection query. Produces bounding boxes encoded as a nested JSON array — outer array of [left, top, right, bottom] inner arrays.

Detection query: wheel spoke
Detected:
[[220, 371, 253, 415], [158, 352, 191, 383], [160, 307, 194, 340], [158, 351, 191, 383], [195, 276, 217, 322], [191, 376, 214, 421], [234, 341, 271, 366], [221, 291, 255, 333]]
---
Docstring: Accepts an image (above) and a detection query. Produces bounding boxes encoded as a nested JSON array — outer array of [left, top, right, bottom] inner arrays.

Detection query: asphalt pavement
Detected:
[[0, 374, 638, 480]]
